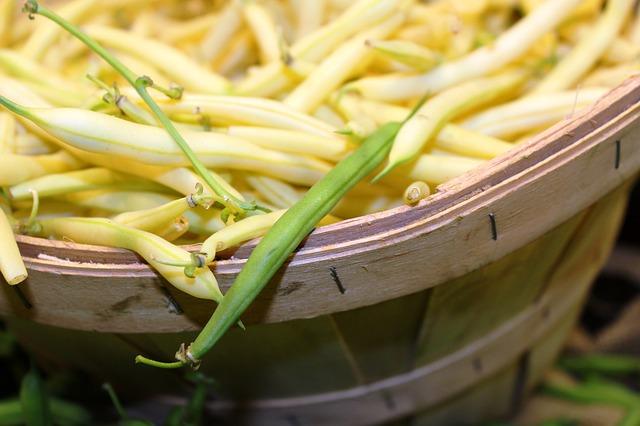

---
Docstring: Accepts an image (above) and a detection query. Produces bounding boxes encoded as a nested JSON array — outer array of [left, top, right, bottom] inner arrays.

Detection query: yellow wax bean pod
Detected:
[[13, 132, 56, 155], [291, 0, 326, 38], [156, 216, 190, 242], [435, 126, 512, 159], [630, 3, 640, 44], [462, 88, 609, 138], [403, 181, 430, 206], [242, 0, 281, 64], [156, 94, 338, 137], [346, 0, 581, 101], [0, 151, 84, 186], [0, 100, 331, 186], [235, 0, 405, 97], [62, 190, 175, 214], [185, 208, 226, 235], [199, 1, 243, 62], [9, 167, 168, 201], [532, 0, 635, 94], [0, 49, 88, 105], [284, 13, 405, 113], [314, 104, 347, 129], [290, 0, 404, 62], [334, 93, 511, 159], [0, 208, 27, 286], [366, 39, 442, 71], [521, 0, 604, 21], [21, 0, 99, 60], [245, 175, 302, 209], [0, 111, 15, 153], [401, 154, 484, 186], [201, 210, 287, 263], [582, 62, 640, 88], [225, 126, 351, 161], [0, 79, 243, 204], [13, 200, 87, 220], [112, 197, 194, 234], [376, 71, 525, 179], [59, 147, 243, 206], [214, 30, 258, 77], [0, 0, 14, 47], [333, 194, 402, 219], [84, 25, 230, 94], [37, 217, 223, 301], [161, 13, 218, 44]]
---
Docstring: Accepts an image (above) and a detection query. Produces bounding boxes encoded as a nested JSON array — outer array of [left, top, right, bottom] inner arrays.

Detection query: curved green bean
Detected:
[[136, 121, 403, 368]]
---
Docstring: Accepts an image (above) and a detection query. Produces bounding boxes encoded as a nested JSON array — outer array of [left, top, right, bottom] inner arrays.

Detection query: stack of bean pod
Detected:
[[0, 0, 638, 368]]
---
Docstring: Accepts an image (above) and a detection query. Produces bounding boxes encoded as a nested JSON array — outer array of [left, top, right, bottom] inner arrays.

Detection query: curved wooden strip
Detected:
[[3, 77, 640, 331], [177, 252, 592, 426]]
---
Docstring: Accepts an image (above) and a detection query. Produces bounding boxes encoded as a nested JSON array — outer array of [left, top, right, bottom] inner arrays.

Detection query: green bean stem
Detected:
[[23, 0, 252, 217], [136, 121, 403, 369]]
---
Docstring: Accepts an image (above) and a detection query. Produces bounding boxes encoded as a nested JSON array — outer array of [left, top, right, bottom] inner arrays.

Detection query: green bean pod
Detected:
[[138, 122, 402, 368]]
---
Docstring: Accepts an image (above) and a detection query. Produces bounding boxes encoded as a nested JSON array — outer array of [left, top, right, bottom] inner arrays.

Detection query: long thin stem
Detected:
[[24, 0, 253, 217], [101, 383, 128, 420]]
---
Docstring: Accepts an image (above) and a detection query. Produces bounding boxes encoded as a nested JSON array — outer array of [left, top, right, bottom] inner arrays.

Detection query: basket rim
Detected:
[[8, 76, 640, 329]]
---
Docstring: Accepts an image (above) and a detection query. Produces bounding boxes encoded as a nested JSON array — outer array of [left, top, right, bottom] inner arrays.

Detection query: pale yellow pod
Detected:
[[84, 25, 231, 94], [332, 194, 402, 218], [582, 62, 640, 88], [284, 13, 405, 113], [366, 39, 442, 71], [630, 2, 640, 44], [185, 208, 226, 235], [157, 94, 338, 137], [156, 216, 190, 242], [435, 125, 512, 159], [0, 49, 89, 104], [0, 0, 14, 47], [0, 111, 14, 153], [245, 175, 302, 209], [199, 1, 243, 62], [290, 0, 326, 39], [242, 0, 281, 64], [225, 126, 351, 161], [61, 147, 243, 205], [62, 190, 175, 214], [21, 0, 99, 60], [213, 30, 258, 77], [379, 71, 525, 178], [235, 0, 405, 97], [532, 0, 635, 94], [112, 198, 191, 234], [37, 217, 223, 301], [0, 208, 27, 286], [160, 12, 218, 44], [0, 100, 332, 186], [0, 79, 242, 204], [9, 168, 166, 201], [403, 181, 430, 205], [347, 0, 582, 101], [201, 210, 287, 262], [402, 154, 484, 185], [462, 88, 609, 137], [0, 151, 85, 186]]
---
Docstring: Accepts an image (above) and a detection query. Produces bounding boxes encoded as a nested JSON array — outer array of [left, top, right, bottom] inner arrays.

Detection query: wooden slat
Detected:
[[413, 211, 585, 365]]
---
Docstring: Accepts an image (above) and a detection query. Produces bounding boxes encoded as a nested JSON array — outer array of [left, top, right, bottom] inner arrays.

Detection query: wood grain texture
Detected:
[[3, 77, 639, 332]]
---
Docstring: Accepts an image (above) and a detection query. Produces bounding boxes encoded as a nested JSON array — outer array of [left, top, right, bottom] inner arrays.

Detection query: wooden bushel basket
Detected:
[[1, 77, 639, 425]]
